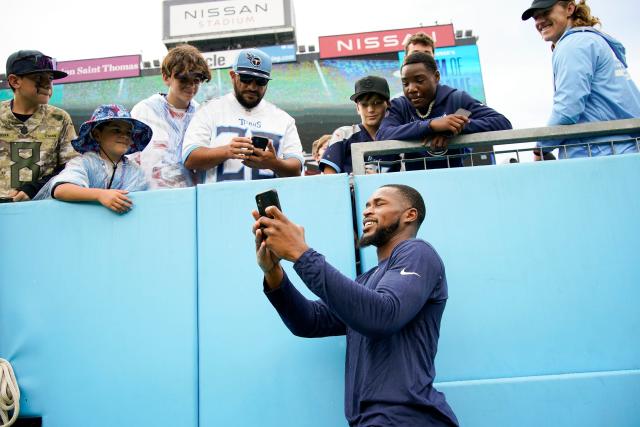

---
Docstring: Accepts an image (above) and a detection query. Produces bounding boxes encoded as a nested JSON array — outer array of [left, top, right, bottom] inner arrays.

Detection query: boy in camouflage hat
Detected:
[[0, 50, 77, 202]]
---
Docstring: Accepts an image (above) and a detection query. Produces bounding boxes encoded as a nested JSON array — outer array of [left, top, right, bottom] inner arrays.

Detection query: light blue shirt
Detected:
[[34, 151, 148, 199], [540, 27, 640, 158]]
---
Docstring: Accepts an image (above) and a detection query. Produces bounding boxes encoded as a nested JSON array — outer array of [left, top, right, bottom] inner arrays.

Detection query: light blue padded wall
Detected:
[[196, 174, 354, 427], [353, 154, 640, 426], [0, 189, 199, 427], [1, 155, 639, 427]]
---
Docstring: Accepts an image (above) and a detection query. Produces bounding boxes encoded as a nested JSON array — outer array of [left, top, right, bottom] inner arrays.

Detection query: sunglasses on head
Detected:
[[174, 72, 206, 85], [20, 54, 56, 70], [238, 74, 269, 87]]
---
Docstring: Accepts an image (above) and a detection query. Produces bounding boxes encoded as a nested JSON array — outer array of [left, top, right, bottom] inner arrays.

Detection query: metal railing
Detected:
[[350, 119, 640, 175]]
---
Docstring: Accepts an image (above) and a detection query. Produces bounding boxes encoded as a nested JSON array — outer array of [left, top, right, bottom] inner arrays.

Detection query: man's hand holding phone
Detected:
[[253, 189, 308, 264], [424, 108, 472, 153], [226, 136, 254, 160], [243, 139, 277, 170], [428, 109, 471, 136]]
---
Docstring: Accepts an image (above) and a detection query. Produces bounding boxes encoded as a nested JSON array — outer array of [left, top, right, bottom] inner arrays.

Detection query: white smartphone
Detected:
[[454, 108, 472, 118]]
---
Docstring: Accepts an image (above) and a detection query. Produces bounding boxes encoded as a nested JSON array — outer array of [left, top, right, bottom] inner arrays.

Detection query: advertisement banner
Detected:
[[319, 24, 455, 59], [399, 45, 486, 102], [169, 0, 286, 37], [55, 55, 141, 84], [202, 44, 296, 69]]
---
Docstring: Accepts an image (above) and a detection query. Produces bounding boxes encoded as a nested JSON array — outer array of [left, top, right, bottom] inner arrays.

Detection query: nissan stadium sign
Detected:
[[319, 25, 456, 59], [163, 0, 294, 42]]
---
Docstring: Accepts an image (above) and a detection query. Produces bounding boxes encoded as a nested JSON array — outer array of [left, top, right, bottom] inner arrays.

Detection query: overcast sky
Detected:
[[1, 0, 638, 130]]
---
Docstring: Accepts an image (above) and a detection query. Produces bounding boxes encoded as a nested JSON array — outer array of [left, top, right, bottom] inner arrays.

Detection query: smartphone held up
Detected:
[[255, 189, 282, 218]]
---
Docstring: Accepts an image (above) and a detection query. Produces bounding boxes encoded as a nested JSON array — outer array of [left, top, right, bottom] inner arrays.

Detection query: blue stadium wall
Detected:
[[1, 155, 639, 426]]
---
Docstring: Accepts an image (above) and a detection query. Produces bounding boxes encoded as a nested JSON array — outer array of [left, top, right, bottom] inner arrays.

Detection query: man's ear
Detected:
[[403, 207, 419, 225], [434, 70, 441, 84]]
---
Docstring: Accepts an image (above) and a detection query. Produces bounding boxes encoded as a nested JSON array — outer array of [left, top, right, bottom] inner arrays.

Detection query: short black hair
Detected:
[[402, 51, 438, 74], [381, 184, 426, 229]]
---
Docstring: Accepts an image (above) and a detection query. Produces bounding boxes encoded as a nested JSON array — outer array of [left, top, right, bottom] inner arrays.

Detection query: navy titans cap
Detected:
[[233, 48, 272, 80]]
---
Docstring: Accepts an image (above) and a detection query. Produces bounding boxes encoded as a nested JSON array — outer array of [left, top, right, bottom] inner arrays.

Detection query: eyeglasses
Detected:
[[19, 54, 56, 70], [238, 74, 269, 87]]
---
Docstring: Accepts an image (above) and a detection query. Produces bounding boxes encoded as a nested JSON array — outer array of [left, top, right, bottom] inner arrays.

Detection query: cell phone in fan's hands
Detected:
[[251, 136, 269, 150], [0, 197, 14, 203], [255, 189, 281, 217], [454, 108, 472, 118]]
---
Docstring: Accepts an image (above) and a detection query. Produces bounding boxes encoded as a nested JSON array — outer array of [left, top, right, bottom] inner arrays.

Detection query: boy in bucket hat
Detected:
[[182, 48, 304, 183], [34, 105, 152, 214], [0, 49, 77, 202], [320, 76, 398, 174]]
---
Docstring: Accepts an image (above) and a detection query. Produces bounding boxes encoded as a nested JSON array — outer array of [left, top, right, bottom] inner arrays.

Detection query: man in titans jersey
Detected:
[[181, 48, 304, 183]]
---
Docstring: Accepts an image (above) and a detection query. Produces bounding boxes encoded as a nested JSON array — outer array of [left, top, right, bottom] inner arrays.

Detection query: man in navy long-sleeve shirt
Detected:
[[377, 52, 512, 170], [252, 184, 458, 426]]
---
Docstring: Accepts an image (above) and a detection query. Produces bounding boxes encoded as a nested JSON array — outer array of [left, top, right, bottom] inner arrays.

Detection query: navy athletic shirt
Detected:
[[265, 239, 459, 427], [319, 125, 400, 174], [377, 84, 512, 170]]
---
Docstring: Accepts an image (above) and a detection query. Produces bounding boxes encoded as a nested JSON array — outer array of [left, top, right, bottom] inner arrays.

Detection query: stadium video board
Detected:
[[399, 45, 486, 102]]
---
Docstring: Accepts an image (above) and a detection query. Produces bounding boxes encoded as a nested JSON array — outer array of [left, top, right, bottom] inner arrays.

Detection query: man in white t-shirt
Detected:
[[131, 45, 211, 189], [182, 48, 304, 182]]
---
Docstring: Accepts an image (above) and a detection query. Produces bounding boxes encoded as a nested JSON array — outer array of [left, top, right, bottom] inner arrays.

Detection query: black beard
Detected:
[[358, 219, 400, 248], [233, 84, 262, 109]]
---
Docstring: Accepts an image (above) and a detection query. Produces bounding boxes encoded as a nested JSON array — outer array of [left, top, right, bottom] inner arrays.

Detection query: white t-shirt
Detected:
[[181, 93, 304, 183], [130, 94, 199, 189]]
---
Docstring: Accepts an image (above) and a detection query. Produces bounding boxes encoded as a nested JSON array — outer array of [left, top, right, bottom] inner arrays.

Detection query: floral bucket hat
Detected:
[[72, 104, 153, 154]]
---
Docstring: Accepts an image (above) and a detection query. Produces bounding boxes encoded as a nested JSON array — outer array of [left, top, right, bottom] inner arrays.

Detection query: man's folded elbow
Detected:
[[183, 155, 195, 170], [357, 323, 402, 340]]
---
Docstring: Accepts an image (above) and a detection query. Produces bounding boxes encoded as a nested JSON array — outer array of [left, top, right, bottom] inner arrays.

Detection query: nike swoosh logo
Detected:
[[400, 268, 421, 277]]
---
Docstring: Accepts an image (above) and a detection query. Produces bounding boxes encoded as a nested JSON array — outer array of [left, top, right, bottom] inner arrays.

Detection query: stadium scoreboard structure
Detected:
[[162, 0, 296, 52]]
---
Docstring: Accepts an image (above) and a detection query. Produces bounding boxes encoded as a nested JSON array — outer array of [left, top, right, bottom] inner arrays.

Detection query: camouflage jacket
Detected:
[[0, 100, 77, 198]]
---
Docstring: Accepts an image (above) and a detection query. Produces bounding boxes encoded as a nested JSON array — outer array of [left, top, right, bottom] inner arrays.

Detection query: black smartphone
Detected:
[[255, 189, 281, 217], [0, 197, 14, 204], [251, 136, 269, 150]]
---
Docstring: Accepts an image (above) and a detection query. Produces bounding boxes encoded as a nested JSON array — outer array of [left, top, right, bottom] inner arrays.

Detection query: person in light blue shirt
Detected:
[[522, 0, 640, 159], [34, 104, 151, 213]]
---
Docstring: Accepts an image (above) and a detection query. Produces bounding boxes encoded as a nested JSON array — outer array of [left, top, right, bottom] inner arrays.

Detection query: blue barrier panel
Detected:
[[197, 174, 354, 427], [438, 370, 640, 426], [0, 189, 198, 427], [353, 154, 640, 422]]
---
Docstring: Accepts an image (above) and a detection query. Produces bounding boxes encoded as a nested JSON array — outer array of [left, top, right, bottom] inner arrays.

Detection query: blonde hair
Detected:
[[311, 134, 331, 159], [561, 0, 601, 27]]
